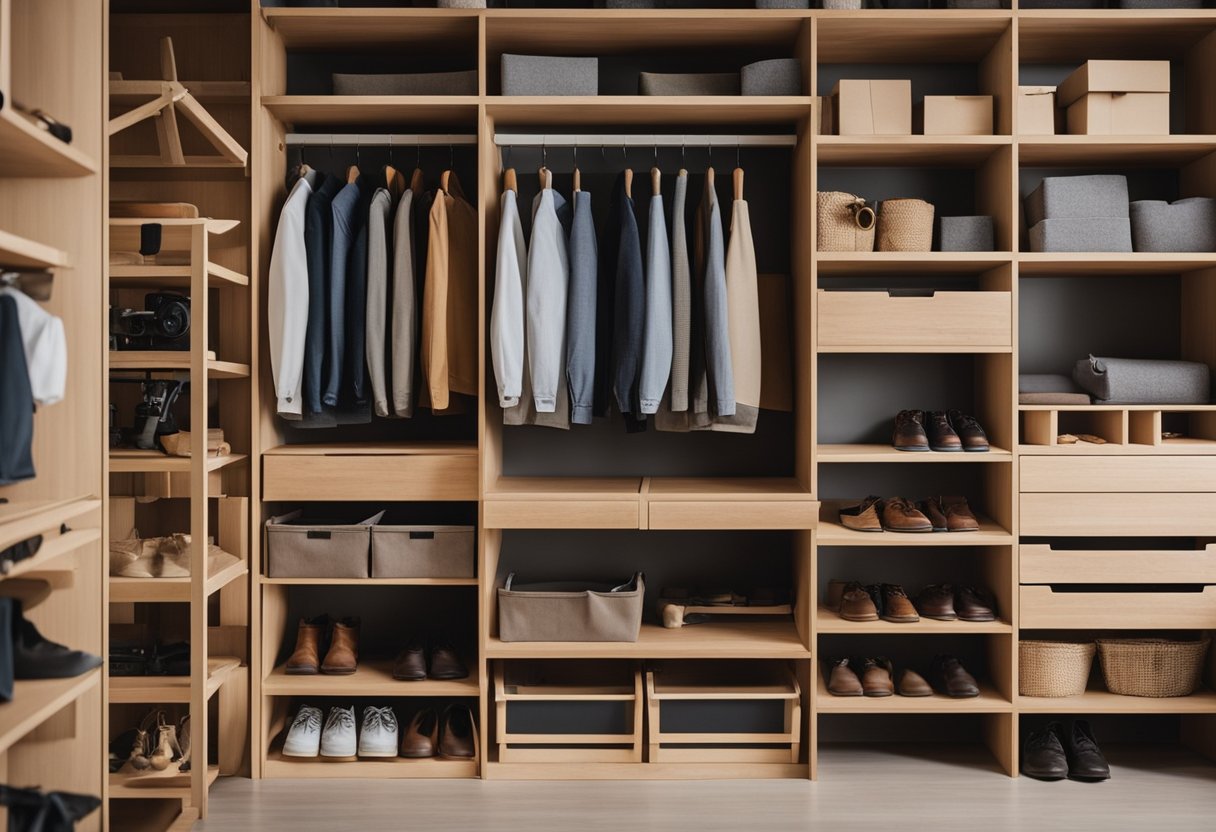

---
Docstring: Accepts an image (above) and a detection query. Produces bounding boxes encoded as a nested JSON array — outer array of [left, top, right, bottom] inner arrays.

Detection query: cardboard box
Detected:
[[920, 95, 993, 135], [830, 79, 912, 135], [1018, 86, 1056, 135], [1057, 59, 1170, 106], [1067, 92, 1170, 135]]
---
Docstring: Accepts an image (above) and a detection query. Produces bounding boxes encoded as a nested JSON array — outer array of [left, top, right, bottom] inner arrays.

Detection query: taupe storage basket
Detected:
[[1097, 637, 1211, 697], [877, 198, 935, 252], [498, 573, 644, 642], [1019, 640, 1096, 697], [817, 191, 876, 252], [265, 510, 383, 579], [371, 524, 474, 579]]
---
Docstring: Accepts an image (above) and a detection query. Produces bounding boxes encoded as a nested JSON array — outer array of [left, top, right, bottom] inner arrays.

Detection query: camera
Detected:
[[110, 292, 191, 350]]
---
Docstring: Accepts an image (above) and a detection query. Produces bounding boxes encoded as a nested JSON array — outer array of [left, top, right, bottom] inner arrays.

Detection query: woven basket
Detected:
[[817, 191, 876, 252], [877, 198, 935, 251], [1097, 637, 1210, 698], [1019, 640, 1096, 697]]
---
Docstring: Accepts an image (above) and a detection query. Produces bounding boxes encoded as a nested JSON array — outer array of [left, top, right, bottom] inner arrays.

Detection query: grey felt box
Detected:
[[1073, 356, 1211, 405], [822, 0, 864, 8], [1024, 174, 1130, 226], [756, 0, 810, 7], [1130, 198, 1216, 252], [938, 216, 995, 252], [265, 510, 382, 579], [438, 0, 486, 7], [947, 0, 1001, 7], [605, 0, 659, 6], [370, 525, 474, 579], [1028, 217, 1133, 253], [639, 72, 740, 96], [502, 55, 599, 97], [1020, 0, 1102, 7], [742, 59, 801, 96], [1116, 0, 1203, 6], [497, 573, 645, 643], [332, 71, 477, 96]]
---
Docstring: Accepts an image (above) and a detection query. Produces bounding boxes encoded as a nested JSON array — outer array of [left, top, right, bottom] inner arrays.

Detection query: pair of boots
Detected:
[[286, 615, 359, 675], [125, 710, 191, 773]]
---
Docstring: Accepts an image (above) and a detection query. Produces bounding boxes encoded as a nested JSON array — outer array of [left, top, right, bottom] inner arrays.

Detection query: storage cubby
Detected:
[[817, 713, 1015, 776], [1017, 714, 1216, 771]]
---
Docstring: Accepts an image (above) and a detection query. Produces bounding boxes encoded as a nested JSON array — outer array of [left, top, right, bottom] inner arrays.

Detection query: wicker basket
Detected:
[[1096, 637, 1210, 698], [1019, 640, 1096, 697], [817, 191, 876, 252], [876, 198, 935, 251]]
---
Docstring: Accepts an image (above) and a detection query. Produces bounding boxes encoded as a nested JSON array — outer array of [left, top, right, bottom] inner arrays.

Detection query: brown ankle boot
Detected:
[[321, 617, 359, 675], [286, 615, 327, 675]]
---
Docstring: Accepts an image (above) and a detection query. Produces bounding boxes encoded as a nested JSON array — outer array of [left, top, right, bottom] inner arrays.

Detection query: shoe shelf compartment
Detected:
[[263, 659, 479, 698], [817, 502, 1014, 547], [814, 670, 1011, 714], [1021, 408, 1216, 454], [109, 765, 220, 801], [815, 605, 1012, 635], [0, 669, 102, 757], [109, 657, 242, 705]]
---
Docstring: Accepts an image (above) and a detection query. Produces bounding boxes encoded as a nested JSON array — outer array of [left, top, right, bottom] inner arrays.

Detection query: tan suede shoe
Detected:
[[286, 615, 327, 675], [320, 617, 359, 675], [826, 659, 863, 697], [881, 584, 920, 623], [861, 657, 895, 697], [880, 497, 933, 533], [898, 669, 933, 697]]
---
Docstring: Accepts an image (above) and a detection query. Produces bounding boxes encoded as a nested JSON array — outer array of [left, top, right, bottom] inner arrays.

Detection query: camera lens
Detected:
[[157, 301, 189, 339]]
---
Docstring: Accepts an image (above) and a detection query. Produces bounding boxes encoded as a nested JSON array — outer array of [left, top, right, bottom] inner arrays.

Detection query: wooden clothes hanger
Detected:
[[503, 167, 518, 193], [538, 165, 552, 190], [733, 167, 744, 201], [651, 166, 661, 197], [573, 145, 581, 193], [624, 168, 633, 199]]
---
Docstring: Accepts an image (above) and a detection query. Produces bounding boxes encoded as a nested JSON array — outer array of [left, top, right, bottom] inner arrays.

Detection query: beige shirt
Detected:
[[422, 171, 478, 410]]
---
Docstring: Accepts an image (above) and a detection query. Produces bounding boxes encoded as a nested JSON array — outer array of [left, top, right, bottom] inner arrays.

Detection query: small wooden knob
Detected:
[[733, 167, 744, 201], [651, 166, 661, 196], [573, 167, 581, 193], [503, 167, 517, 193], [624, 167, 633, 199], [440, 169, 451, 192], [706, 166, 715, 189]]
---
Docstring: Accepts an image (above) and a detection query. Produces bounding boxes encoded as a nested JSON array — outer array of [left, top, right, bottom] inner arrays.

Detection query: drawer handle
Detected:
[[886, 289, 936, 299], [409, 531, 435, 540], [306, 530, 332, 540]]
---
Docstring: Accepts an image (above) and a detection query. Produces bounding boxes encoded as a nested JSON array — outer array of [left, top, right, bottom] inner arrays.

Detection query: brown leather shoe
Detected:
[[925, 411, 962, 452], [839, 496, 882, 532], [392, 641, 427, 681], [286, 615, 327, 675], [824, 578, 851, 611], [400, 708, 439, 758], [320, 617, 359, 675], [839, 582, 879, 621], [439, 704, 476, 759], [931, 654, 980, 698], [880, 497, 933, 533], [861, 657, 894, 697], [429, 644, 469, 680], [939, 495, 980, 532], [898, 669, 933, 697], [955, 585, 996, 622], [947, 410, 990, 452], [914, 584, 957, 620], [881, 584, 919, 623], [893, 410, 930, 452], [918, 498, 948, 532], [826, 658, 863, 696]]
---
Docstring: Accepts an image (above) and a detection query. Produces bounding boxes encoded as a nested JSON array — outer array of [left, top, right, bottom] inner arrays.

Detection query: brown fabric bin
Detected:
[[371, 524, 475, 579], [498, 573, 644, 642], [265, 509, 382, 579]]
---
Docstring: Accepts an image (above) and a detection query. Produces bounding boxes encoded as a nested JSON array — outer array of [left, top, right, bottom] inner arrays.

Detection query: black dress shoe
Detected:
[[392, 641, 427, 681], [930, 654, 980, 698], [1022, 722, 1069, 781], [11, 601, 102, 679], [1064, 720, 1111, 782]]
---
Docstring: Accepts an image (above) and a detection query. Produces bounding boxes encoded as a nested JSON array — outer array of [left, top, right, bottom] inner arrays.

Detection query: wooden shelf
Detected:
[[1019, 404, 1216, 412], [817, 501, 1012, 546], [482, 760, 808, 780], [816, 674, 1011, 713], [0, 228, 71, 270], [1018, 686, 1216, 714], [817, 444, 1011, 462], [263, 6, 480, 49], [816, 11, 1012, 63], [263, 749, 478, 779], [108, 262, 249, 288], [108, 657, 242, 704], [3, 528, 100, 580], [817, 252, 1011, 276], [486, 620, 810, 660], [0, 497, 100, 554], [1019, 135, 1216, 166], [0, 106, 99, 177], [262, 441, 478, 502], [486, 97, 813, 127], [109, 556, 249, 603], [816, 605, 1011, 635], [261, 576, 477, 586], [1018, 11, 1216, 63], [109, 764, 220, 800], [1019, 440, 1216, 455], [108, 451, 248, 474], [0, 668, 101, 755], [1018, 252, 1216, 275], [109, 352, 251, 379], [262, 96, 479, 126], [263, 441, 477, 456], [263, 659, 479, 698], [818, 135, 1010, 167], [110, 80, 250, 105]]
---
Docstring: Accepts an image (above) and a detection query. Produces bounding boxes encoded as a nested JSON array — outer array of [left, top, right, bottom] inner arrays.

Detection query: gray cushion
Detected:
[[1025, 175, 1130, 226], [1019, 374, 1084, 394], [1130, 198, 1216, 253], [639, 72, 740, 96], [332, 71, 477, 96], [938, 216, 994, 252], [742, 59, 801, 96], [502, 55, 598, 97], [1028, 217, 1132, 253], [1073, 356, 1210, 404]]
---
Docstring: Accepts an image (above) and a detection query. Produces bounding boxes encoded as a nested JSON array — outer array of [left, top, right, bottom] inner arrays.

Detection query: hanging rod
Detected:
[[285, 133, 478, 147], [493, 133, 797, 148]]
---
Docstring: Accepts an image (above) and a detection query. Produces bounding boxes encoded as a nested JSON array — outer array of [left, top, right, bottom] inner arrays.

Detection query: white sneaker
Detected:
[[282, 705, 322, 758], [358, 706, 399, 758], [319, 706, 357, 758]]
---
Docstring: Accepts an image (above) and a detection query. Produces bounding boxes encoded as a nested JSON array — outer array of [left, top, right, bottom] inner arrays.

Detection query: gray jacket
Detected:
[[566, 189, 597, 424], [640, 189, 673, 414], [365, 188, 394, 417]]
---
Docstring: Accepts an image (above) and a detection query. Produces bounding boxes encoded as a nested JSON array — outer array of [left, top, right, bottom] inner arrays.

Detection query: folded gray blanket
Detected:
[[1073, 356, 1211, 404]]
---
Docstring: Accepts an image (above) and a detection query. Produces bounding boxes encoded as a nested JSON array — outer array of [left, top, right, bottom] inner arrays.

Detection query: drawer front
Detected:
[[263, 454, 478, 502], [1020, 492, 1216, 536], [816, 290, 1011, 349], [1020, 544, 1216, 584], [647, 501, 818, 530], [1020, 585, 1216, 629], [1020, 456, 1216, 493], [483, 500, 640, 530]]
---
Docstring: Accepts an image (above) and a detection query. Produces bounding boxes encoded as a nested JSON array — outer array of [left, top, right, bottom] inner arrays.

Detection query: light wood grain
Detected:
[[817, 289, 1012, 351], [1020, 585, 1216, 629], [1021, 455, 1216, 492], [1021, 492, 1216, 536]]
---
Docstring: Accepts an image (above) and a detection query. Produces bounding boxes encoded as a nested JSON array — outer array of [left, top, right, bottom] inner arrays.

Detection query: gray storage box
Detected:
[[438, 0, 486, 7], [265, 510, 382, 579], [938, 216, 995, 252], [756, 0, 810, 7], [742, 59, 801, 96], [639, 72, 739, 96], [822, 0, 863, 7], [371, 524, 474, 579], [498, 573, 644, 642], [1028, 217, 1133, 252], [1116, 0, 1202, 6], [1073, 356, 1211, 405], [1130, 198, 1216, 253], [1025, 174, 1130, 227], [947, 0, 1001, 7], [333, 71, 477, 96], [502, 55, 598, 97], [1021, 0, 1103, 6]]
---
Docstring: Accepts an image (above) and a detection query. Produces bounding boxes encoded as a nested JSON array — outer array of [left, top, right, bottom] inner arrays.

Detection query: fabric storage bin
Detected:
[[502, 55, 598, 96], [265, 509, 382, 579], [1130, 198, 1216, 253], [498, 573, 644, 642], [1019, 641, 1096, 697], [1097, 638, 1210, 697], [1024, 174, 1130, 227], [332, 71, 477, 96], [756, 0, 810, 7], [438, 0, 486, 7], [1028, 218, 1133, 253], [741, 59, 800, 96], [817, 191, 876, 252], [946, 0, 1002, 7], [1020, 0, 1103, 6], [639, 73, 740, 96], [1116, 0, 1203, 6], [605, 0, 659, 6], [877, 198, 934, 252], [938, 216, 994, 251], [371, 524, 474, 579], [1073, 356, 1210, 405], [823, 0, 864, 7]]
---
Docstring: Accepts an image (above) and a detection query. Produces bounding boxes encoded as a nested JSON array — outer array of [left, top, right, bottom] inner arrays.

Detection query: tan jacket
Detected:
[[422, 171, 478, 410]]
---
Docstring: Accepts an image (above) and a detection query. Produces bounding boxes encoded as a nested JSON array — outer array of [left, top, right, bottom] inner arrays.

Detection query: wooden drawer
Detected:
[[1021, 544, 1216, 584], [816, 289, 1011, 350], [647, 501, 817, 530], [1020, 492, 1216, 536], [483, 500, 640, 530], [1021, 585, 1216, 629], [1020, 456, 1216, 493], [263, 453, 477, 501]]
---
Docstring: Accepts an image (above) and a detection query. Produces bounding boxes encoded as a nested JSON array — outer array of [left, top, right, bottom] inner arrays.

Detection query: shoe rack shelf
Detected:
[[262, 660, 480, 698], [814, 675, 1010, 715]]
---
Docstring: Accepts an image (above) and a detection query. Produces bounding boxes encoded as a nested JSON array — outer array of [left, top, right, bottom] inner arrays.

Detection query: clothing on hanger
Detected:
[[639, 168, 673, 415], [325, 178, 361, 408], [668, 169, 692, 412], [714, 168, 761, 434], [696, 168, 735, 420], [303, 171, 340, 418], [491, 173, 524, 409], [422, 171, 478, 411], [267, 174, 313, 418], [527, 184, 571, 414], [390, 185, 417, 418], [610, 170, 647, 432], [343, 173, 375, 413], [365, 185, 395, 418], [0, 286, 66, 407], [0, 294, 35, 485], [566, 185, 597, 425]]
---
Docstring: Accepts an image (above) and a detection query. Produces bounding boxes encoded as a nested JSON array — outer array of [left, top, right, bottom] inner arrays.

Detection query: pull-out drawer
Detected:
[[816, 289, 1011, 351], [1020, 492, 1216, 536], [483, 500, 640, 530], [1021, 544, 1216, 584], [647, 501, 817, 530], [1021, 585, 1216, 629], [263, 447, 478, 502], [1020, 456, 1216, 493]]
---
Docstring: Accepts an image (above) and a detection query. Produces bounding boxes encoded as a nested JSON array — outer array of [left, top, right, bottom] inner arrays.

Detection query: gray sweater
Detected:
[[566, 190, 597, 424]]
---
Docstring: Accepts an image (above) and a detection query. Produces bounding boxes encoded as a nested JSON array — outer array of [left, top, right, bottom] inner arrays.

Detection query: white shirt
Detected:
[[491, 189, 526, 409], [268, 176, 313, 417], [526, 188, 570, 413], [0, 287, 66, 406]]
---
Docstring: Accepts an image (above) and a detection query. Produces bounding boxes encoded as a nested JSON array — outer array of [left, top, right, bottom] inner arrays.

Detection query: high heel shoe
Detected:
[[127, 709, 161, 771], [148, 713, 183, 771]]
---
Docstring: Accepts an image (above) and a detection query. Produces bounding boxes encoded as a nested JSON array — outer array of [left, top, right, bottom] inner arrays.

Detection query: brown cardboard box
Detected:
[[830, 79, 912, 135], [920, 95, 993, 135], [1067, 92, 1170, 135], [1018, 86, 1056, 135], [1057, 59, 1170, 106]]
